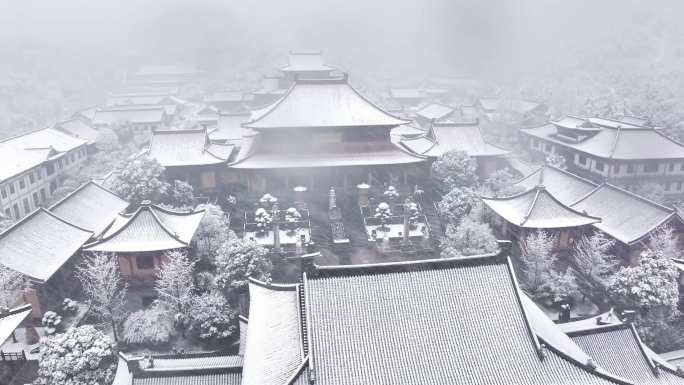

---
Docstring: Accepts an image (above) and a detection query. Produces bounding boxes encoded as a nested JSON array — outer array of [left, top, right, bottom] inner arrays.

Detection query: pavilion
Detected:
[[239, 250, 633, 384], [280, 51, 336, 84], [83, 202, 205, 281], [228, 75, 427, 192], [482, 180, 601, 249]]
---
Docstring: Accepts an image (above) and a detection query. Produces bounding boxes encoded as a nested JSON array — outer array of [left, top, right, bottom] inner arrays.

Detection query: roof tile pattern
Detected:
[[148, 129, 232, 167], [133, 372, 241, 385], [306, 260, 619, 385], [0, 209, 92, 281], [49, 181, 129, 236], [241, 282, 304, 385], [571, 326, 684, 385]]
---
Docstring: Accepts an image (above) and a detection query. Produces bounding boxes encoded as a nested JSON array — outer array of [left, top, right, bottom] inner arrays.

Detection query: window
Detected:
[[644, 162, 659, 173], [46, 163, 55, 176], [40, 189, 46, 202], [545, 143, 553, 152], [36, 169, 42, 180], [22, 198, 30, 215], [678, 182, 683, 191], [70, 153, 75, 162], [12, 204, 19, 219], [669, 163, 676, 172], [136, 255, 155, 270], [29, 173, 35, 184], [19, 179, 25, 190], [4, 208, 10, 218], [578, 155, 587, 165], [50, 180, 57, 193], [1, 187, 6, 199], [9, 183, 15, 194], [627, 164, 635, 174], [33, 192, 39, 206], [595, 161, 605, 172]]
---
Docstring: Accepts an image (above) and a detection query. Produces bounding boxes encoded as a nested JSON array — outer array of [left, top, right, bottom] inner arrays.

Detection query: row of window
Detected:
[[577, 154, 671, 174]]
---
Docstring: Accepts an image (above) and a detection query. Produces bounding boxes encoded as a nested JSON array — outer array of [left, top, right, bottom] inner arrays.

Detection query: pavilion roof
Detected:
[[433, 122, 509, 157], [0, 304, 32, 346], [83, 203, 204, 253], [244, 77, 409, 130], [0, 209, 92, 282], [483, 185, 601, 229], [241, 281, 305, 385], [298, 253, 626, 385], [148, 129, 233, 167], [113, 352, 242, 385], [567, 324, 684, 385], [514, 165, 598, 206], [49, 181, 129, 236], [415, 103, 457, 121]]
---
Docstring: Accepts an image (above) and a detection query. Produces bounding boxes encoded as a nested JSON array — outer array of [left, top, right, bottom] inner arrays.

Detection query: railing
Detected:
[[0, 350, 27, 362]]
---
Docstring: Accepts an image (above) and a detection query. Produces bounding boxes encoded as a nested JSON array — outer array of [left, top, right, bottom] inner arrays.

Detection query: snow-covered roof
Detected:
[[241, 281, 304, 385], [568, 324, 684, 385], [113, 352, 242, 385], [0, 127, 88, 181], [415, 103, 456, 121], [54, 118, 100, 144], [92, 107, 165, 125], [478, 98, 545, 114], [483, 185, 601, 229], [210, 113, 254, 143], [0, 208, 92, 282], [571, 183, 681, 245], [281, 51, 334, 73], [513, 166, 683, 245], [244, 77, 409, 130], [148, 129, 233, 167], [83, 203, 204, 253], [0, 304, 32, 345], [521, 122, 684, 160], [106, 94, 177, 107], [49, 181, 129, 236], [300, 253, 626, 385], [388, 88, 427, 100]]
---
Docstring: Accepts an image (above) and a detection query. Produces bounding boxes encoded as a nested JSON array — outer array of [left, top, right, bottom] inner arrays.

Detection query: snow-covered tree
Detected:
[[436, 187, 479, 225], [519, 230, 578, 302], [608, 250, 679, 315], [573, 233, 619, 295], [407, 202, 421, 229], [155, 250, 196, 318], [34, 325, 116, 385], [76, 253, 128, 342], [440, 217, 499, 258], [121, 307, 175, 346], [374, 202, 392, 231], [0, 265, 24, 308], [485, 168, 525, 197], [194, 203, 231, 261], [170, 180, 195, 208], [114, 156, 170, 206], [189, 291, 238, 344], [383, 186, 399, 201], [430, 150, 478, 192], [254, 208, 272, 233], [648, 226, 681, 259], [259, 193, 278, 208], [41, 311, 62, 335], [545, 153, 567, 170], [215, 237, 272, 294]]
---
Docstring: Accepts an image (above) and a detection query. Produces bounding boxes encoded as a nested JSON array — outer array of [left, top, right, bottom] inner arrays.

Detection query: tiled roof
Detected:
[[0, 128, 87, 180], [513, 166, 682, 245], [281, 51, 334, 73], [92, 107, 165, 125], [571, 183, 680, 244], [107, 94, 174, 107], [143, 355, 243, 371], [148, 129, 233, 167], [557, 310, 623, 334], [0, 209, 92, 281], [54, 118, 100, 144], [514, 166, 598, 206], [415, 103, 456, 121], [49, 181, 129, 236], [0, 304, 32, 345], [210, 113, 253, 143], [521, 123, 684, 160], [431, 123, 509, 157], [72, 106, 100, 122], [244, 77, 409, 130], [483, 185, 601, 229], [84, 203, 204, 253], [114, 353, 242, 385], [241, 281, 304, 385], [569, 324, 684, 385], [133, 372, 241, 385], [230, 143, 424, 169], [303, 254, 625, 385]]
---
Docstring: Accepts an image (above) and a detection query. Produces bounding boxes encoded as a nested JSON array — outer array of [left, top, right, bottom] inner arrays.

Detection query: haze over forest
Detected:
[[2, 0, 684, 136]]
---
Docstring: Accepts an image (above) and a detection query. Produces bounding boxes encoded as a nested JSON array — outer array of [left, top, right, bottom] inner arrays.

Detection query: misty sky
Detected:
[[1, 0, 683, 78]]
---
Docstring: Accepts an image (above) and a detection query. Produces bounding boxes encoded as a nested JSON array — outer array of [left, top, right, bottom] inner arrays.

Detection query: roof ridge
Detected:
[[48, 180, 127, 211], [286, 355, 310, 385], [520, 188, 542, 226], [148, 206, 193, 246], [0, 304, 32, 319], [41, 208, 93, 233], [242, 81, 296, 128], [628, 323, 661, 376], [0, 125, 55, 144]]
